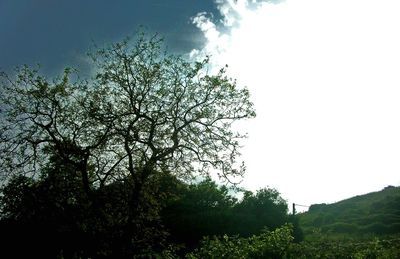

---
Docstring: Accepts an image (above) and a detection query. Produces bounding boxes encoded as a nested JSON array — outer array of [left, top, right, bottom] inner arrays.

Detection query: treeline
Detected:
[[162, 177, 303, 251], [0, 167, 300, 258]]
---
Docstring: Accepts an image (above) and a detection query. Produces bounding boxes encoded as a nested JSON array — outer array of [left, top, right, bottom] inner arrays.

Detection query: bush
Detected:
[[186, 224, 294, 259]]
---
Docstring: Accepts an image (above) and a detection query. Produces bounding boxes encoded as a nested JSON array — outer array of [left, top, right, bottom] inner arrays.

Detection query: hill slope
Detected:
[[299, 186, 400, 238]]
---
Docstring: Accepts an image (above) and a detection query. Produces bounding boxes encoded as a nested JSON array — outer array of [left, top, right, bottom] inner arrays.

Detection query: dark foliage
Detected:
[[0, 169, 299, 258], [161, 177, 302, 253]]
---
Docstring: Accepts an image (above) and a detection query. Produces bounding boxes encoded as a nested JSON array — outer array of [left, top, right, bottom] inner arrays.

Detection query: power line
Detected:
[[292, 203, 310, 215], [294, 204, 309, 208]]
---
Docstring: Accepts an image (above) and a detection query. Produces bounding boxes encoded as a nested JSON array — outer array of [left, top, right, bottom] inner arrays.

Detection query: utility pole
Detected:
[[292, 203, 309, 215]]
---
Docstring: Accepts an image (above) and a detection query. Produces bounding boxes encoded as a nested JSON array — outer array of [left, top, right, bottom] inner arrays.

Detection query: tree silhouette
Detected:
[[0, 32, 256, 257]]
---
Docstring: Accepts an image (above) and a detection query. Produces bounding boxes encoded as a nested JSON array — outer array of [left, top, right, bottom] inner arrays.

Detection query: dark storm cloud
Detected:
[[0, 0, 219, 75]]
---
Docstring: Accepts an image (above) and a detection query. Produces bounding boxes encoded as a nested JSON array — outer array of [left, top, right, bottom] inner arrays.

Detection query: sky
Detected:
[[1, 0, 400, 210], [0, 0, 219, 74]]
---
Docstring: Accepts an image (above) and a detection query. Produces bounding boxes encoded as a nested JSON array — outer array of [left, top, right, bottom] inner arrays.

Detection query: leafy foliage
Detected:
[[187, 224, 400, 258], [186, 224, 294, 259]]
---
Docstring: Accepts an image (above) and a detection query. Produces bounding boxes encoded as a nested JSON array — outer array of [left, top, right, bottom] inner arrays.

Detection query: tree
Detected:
[[0, 66, 109, 199], [161, 178, 238, 251], [0, 33, 255, 184], [232, 188, 289, 236], [90, 34, 255, 182], [160, 178, 301, 252], [0, 32, 256, 256]]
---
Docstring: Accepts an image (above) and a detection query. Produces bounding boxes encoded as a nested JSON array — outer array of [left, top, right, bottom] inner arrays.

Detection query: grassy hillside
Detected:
[[299, 186, 400, 239]]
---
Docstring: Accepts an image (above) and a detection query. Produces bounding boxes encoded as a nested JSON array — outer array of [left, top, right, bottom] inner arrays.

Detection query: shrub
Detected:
[[186, 224, 294, 259]]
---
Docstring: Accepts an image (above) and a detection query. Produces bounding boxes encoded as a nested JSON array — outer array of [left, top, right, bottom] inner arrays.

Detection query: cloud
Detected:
[[191, 0, 400, 207]]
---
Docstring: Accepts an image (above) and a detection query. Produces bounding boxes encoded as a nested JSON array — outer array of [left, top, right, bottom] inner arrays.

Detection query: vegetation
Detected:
[[2, 154, 399, 259], [187, 224, 294, 259], [189, 226, 400, 259], [0, 33, 255, 258], [300, 185, 400, 240], [183, 185, 400, 258], [0, 172, 298, 258], [1, 32, 400, 258], [161, 177, 300, 254]]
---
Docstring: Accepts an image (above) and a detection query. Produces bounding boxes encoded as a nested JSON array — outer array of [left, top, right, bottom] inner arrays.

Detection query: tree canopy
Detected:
[[0, 34, 255, 187], [0, 33, 256, 258]]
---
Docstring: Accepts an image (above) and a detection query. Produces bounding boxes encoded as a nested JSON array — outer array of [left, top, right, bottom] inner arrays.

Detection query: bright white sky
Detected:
[[191, 0, 400, 210]]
